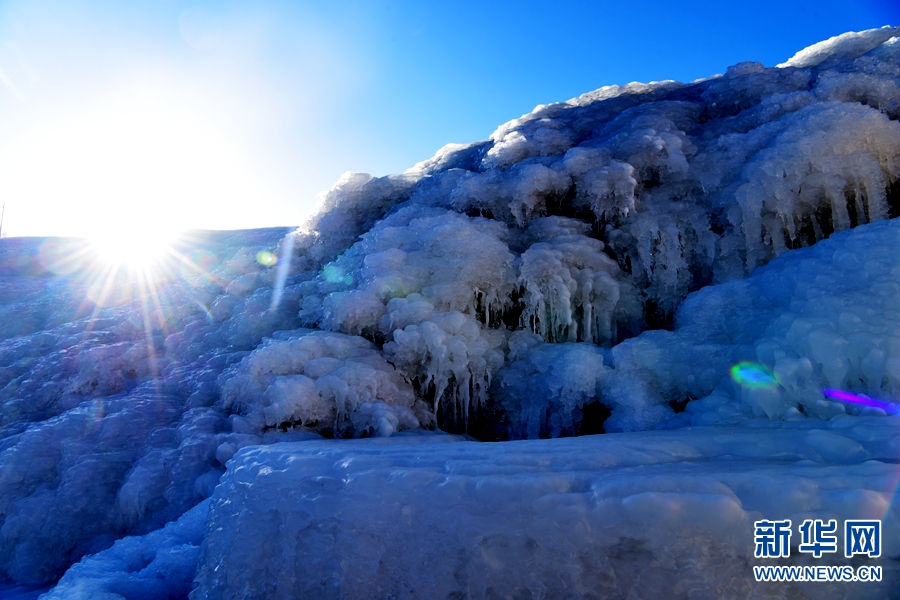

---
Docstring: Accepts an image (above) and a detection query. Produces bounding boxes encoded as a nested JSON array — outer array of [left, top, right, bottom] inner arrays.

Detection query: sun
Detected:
[[71, 224, 186, 310], [87, 227, 181, 271]]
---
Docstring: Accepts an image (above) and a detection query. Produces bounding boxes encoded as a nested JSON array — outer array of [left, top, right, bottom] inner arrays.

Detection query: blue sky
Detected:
[[0, 0, 897, 238]]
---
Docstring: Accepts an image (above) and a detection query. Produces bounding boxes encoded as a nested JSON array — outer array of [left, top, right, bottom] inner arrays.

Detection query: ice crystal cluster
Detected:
[[0, 27, 898, 599]]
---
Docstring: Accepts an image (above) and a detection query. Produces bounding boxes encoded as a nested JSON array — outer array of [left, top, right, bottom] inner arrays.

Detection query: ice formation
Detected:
[[41, 500, 210, 600], [219, 329, 425, 438], [190, 426, 898, 599], [518, 224, 641, 345], [607, 217, 900, 431], [491, 339, 611, 439], [0, 26, 897, 598]]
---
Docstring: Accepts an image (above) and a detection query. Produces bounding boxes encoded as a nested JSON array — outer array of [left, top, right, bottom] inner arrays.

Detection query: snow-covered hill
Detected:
[[1, 26, 899, 599]]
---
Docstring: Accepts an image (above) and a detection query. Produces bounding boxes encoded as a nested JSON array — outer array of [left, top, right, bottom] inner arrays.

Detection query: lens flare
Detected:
[[323, 264, 353, 285], [195, 300, 214, 324], [256, 250, 277, 267], [822, 388, 900, 414], [730, 362, 779, 390]]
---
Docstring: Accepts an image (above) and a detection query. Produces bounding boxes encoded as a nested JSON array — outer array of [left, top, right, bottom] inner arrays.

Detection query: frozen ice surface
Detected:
[[0, 26, 894, 598], [192, 425, 899, 599]]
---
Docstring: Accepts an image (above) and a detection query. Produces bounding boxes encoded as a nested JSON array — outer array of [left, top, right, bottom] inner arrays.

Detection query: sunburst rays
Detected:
[[35, 231, 231, 387]]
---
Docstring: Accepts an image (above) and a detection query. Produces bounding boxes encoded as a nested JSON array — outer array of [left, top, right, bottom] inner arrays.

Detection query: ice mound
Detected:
[[299, 206, 517, 334], [192, 425, 899, 599], [290, 206, 521, 430], [219, 329, 425, 438], [606, 217, 900, 428], [294, 172, 419, 269]]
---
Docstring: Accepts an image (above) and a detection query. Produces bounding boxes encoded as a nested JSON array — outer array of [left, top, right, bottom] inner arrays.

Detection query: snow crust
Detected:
[[779, 26, 900, 69], [0, 26, 894, 597]]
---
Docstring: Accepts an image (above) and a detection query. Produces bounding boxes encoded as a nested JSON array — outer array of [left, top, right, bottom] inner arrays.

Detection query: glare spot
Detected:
[[256, 250, 277, 267]]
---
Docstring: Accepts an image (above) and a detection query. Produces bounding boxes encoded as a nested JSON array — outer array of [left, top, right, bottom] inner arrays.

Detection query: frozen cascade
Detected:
[[491, 339, 610, 439], [281, 26, 900, 430], [0, 26, 895, 596], [560, 148, 638, 221], [518, 228, 641, 345], [448, 162, 572, 227], [733, 101, 899, 270], [383, 307, 506, 432]]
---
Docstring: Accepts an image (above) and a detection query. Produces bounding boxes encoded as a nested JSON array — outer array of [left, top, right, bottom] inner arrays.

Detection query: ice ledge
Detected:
[[193, 422, 900, 599]]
